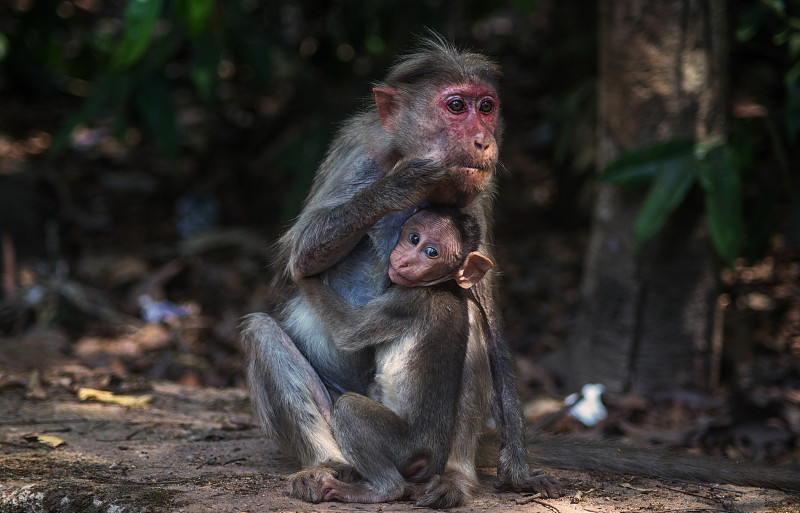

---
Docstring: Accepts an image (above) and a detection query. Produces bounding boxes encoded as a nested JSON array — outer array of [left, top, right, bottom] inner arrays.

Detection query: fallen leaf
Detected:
[[77, 387, 153, 407], [23, 434, 66, 448]]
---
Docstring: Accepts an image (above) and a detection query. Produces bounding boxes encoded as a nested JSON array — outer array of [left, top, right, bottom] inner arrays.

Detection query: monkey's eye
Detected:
[[424, 247, 439, 258], [447, 99, 466, 113], [408, 233, 420, 245], [479, 99, 494, 113]]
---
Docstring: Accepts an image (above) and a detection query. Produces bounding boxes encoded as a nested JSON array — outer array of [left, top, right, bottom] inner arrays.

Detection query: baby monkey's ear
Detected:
[[454, 251, 494, 289]]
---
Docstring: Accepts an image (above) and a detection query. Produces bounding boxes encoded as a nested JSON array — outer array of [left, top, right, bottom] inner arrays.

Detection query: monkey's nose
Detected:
[[473, 134, 492, 156]]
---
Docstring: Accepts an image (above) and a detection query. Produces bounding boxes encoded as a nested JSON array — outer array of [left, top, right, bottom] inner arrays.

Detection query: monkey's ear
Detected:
[[373, 88, 399, 132], [455, 251, 494, 289]]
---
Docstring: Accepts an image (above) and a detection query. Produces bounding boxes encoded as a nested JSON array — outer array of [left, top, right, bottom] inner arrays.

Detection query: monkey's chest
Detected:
[[369, 339, 416, 416]]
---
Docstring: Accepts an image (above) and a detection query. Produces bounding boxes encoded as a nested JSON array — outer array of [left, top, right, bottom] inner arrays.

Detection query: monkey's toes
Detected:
[[288, 464, 343, 503], [495, 469, 562, 498], [415, 475, 468, 509]]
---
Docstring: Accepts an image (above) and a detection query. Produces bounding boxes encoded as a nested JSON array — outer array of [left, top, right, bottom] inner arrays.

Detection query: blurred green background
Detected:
[[0, 0, 797, 397]]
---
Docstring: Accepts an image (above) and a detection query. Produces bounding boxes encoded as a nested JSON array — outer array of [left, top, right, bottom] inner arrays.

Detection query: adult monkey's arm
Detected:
[[465, 193, 561, 498], [286, 158, 449, 279]]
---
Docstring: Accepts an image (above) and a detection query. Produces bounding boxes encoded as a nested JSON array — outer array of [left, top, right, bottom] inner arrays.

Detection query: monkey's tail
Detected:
[[524, 434, 800, 492]]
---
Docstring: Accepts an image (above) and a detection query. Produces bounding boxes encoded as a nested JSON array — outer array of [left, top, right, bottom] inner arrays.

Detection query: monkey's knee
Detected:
[[331, 392, 377, 428], [240, 312, 341, 466], [239, 312, 282, 351]]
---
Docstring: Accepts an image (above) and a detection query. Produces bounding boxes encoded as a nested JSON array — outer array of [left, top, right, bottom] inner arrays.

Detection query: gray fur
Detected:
[[240, 34, 560, 508], [294, 206, 487, 504]]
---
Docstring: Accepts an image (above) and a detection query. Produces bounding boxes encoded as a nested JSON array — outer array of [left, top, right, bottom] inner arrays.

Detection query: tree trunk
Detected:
[[559, 0, 727, 395]]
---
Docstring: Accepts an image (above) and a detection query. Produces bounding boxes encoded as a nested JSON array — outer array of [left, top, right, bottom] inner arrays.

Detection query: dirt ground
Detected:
[[1, 377, 797, 513]]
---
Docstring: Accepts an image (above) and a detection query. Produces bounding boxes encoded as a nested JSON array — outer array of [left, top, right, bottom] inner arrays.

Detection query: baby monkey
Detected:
[[297, 205, 494, 507]]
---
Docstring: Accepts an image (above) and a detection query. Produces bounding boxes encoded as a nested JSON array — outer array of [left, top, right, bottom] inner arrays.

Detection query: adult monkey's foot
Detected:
[[288, 462, 360, 503]]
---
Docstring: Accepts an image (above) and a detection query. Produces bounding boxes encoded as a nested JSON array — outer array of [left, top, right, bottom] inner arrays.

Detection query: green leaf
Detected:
[[736, 5, 766, 42], [700, 146, 743, 265], [773, 27, 790, 45], [176, 0, 215, 38], [789, 33, 800, 60], [365, 34, 386, 55], [113, 0, 164, 70], [761, 0, 786, 15], [633, 161, 698, 249], [727, 123, 756, 175], [601, 139, 695, 186], [191, 32, 223, 101], [134, 76, 178, 157], [0, 31, 9, 62]]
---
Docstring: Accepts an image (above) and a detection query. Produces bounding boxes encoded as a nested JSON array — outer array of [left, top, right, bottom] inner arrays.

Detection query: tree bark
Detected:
[[560, 0, 727, 394]]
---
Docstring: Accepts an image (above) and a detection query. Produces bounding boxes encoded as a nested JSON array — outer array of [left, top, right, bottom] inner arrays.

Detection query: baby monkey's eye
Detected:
[[424, 247, 439, 258], [408, 233, 420, 245]]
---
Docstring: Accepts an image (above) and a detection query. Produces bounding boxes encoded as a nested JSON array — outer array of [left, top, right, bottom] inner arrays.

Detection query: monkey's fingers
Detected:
[[390, 157, 445, 175], [494, 468, 562, 498], [384, 159, 451, 207]]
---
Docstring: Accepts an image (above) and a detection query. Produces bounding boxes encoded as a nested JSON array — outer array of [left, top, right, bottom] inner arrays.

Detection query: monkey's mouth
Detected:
[[451, 166, 491, 197], [388, 266, 416, 287], [453, 166, 489, 176]]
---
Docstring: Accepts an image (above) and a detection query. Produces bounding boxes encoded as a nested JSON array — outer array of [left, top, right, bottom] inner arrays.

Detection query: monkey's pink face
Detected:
[[421, 84, 500, 204], [388, 213, 461, 287]]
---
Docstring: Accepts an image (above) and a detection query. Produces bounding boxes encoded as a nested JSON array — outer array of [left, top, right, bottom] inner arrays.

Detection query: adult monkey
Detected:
[[241, 34, 559, 507]]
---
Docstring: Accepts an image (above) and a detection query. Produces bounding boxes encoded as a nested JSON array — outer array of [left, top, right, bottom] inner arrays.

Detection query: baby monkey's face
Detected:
[[388, 211, 462, 288]]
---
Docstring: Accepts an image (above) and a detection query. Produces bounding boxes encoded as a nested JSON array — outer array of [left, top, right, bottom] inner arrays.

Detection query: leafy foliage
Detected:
[[602, 140, 696, 187], [698, 145, 744, 266], [0, 0, 475, 219], [113, 0, 165, 71], [3, 0, 529, 219], [601, 140, 744, 265], [602, 0, 800, 264]]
